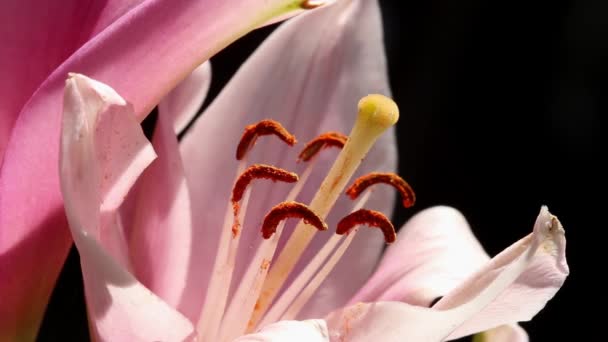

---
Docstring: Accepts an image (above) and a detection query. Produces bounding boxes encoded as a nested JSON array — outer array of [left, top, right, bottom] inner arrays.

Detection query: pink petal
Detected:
[[350, 206, 489, 306], [0, 0, 144, 161], [127, 92, 195, 319], [439, 207, 569, 339], [76, 229, 194, 341], [325, 207, 568, 341], [59, 74, 192, 340], [160, 62, 212, 134], [0, 1, 318, 336], [234, 320, 329, 342], [59, 72, 156, 263], [0, 213, 71, 341], [179, 0, 395, 319], [326, 301, 453, 341], [478, 325, 529, 342]]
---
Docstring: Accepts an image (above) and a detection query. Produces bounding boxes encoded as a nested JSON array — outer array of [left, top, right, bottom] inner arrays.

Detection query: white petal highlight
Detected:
[[234, 319, 329, 342]]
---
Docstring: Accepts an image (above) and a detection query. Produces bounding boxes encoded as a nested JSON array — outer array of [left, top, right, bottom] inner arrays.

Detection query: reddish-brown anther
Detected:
[[261, 201, 328, 239], [346, 172, 416, 208], [232, 164, 299, 203], [336, 209, 396, 243], [298, 131, 348, 162], [236, 119, 296, 160]]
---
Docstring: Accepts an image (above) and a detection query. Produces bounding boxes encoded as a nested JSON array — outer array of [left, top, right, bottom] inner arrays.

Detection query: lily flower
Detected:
[[57, 0, 567, 341], [0, 0, 329, 339]]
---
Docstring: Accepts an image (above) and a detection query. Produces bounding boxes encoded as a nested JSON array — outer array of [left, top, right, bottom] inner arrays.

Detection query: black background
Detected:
[[38, 0, 603, 340]]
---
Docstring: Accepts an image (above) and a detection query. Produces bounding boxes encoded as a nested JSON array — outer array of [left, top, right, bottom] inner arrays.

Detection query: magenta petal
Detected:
[[59, 74, 194, 340], [0, 213, 71, 341], [180, 0, 395, 319], [234, 320, 329, 342], [128, 98, 195, 320], [0, 1, 314, 336], [0, 0, 143, 161], [350, 206, 489, 306]]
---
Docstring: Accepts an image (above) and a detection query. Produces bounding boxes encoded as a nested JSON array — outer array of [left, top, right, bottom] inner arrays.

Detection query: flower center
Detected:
[[196, 94, 413, 341]]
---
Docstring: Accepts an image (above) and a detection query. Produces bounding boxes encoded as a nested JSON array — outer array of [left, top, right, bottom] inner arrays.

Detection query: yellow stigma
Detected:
[[357, 94, 399, 136]]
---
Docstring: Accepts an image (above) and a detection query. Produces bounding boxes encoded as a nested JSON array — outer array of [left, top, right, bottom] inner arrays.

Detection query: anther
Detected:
[[261, 202, 328, 239], [236, 119, 297, 160], [298, 131, 348, 162], [336, 209, 396, 243], [232, 164, 299, 203], [346, 172, 416, 208], [300, 0, 325, 10]]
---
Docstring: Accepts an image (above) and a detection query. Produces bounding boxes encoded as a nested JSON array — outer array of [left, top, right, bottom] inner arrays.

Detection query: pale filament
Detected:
[[218, 163, 315, 342], [204, 187, 252, 341], [197, 160, 246, 341], [259, 190, 372, 328]]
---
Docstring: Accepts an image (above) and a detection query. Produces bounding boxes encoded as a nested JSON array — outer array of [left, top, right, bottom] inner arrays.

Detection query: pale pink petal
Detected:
[[477, 325, 529, 342], [326, 207, 568, 341], [59, 74, 192, 340], [327, 304, 528, 342], [440, 210, 568, 339], [0, 0, 144, 161], [159, 62, 212, 134], [0, 1, 320, 336], [326, 301, 454, 341], [180, 0, 395, 319], [350, 206, 489, 306], [127, 96, 194, 319], [234, 319, 329, 342], [59, 72, 156, 263], [76, 229, 194, 342]]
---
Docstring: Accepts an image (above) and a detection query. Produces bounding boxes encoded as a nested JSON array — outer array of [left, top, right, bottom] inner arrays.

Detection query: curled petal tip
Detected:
[[536, 205, 565, 236]]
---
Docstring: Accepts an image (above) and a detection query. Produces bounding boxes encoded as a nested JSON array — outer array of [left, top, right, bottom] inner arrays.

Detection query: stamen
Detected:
[[232, 164, 299, 203], [232, 201, 243, 238], [298, 131, 348, 162], [250, 94, 399, 327], [217, 164, 315, 342], [300, 0, 325, 10], [236, 119, 297, 160], [346, 172, 416, 208], [259, 191, 372, 328], [199, 166, 298, 339], [198, 121, 297, 340], [261, 201, 328, 239], [196, 161, 247, 341], [336, 209, 396, 243]]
